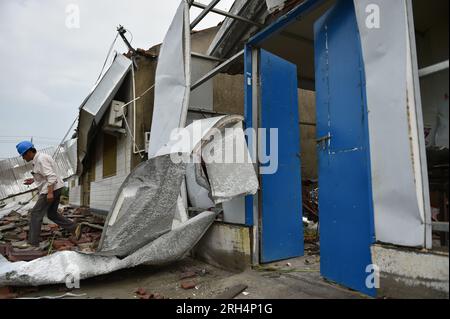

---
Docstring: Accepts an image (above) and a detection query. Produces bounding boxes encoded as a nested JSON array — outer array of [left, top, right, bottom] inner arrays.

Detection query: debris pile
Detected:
[[302, 180, 319, 223], [0, 205, 104, 262], [178, 266, 208, 291]]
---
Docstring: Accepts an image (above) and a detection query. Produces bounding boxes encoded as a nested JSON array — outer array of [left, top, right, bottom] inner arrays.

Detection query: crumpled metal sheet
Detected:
[[0, 211, 216, 286], [0, 139, 77, 201], [207, 0, 268, 59], [186, 162, 214, 209], [159, 115, 258, 207], [354, 0, 426, 247], [202, 121, 259, 203], [148, 1, 191, 158], [0, 201, 35, 219], [265, 0, 287, 13], [97, 154, 186, 257], [77, 54, 132, 172]]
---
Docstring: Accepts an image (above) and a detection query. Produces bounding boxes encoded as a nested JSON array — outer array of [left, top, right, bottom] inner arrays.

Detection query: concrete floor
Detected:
[[16, 253, 367, 299]]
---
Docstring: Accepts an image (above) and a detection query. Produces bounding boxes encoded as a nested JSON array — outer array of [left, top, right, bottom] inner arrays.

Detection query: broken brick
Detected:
[[2, 232, 21, 241], [18, 232, 27, 240], [180, 271, 197, 280], [74, 207, 90, 215], [56, 245, 74, 251], [7, 249, 47, 262], [180, 280, 197, 290], [0, 243, 11, 256], [48, 224, 59, 231], [52, 240, 74, 250], [0, 287, 18, 299], [0, 223, 16, 232], [70, 234, 91, 245], [41, 225, 51, 232], [40, 232, 52, 238], [135, 287, 148, 296]]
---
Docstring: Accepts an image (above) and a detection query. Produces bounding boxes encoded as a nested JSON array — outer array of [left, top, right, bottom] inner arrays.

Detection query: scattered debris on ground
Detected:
[[134, 287, 165, 299], [0, 205, 105, 262], [212, 284, 248, 299], [180, 279, 197, 290]]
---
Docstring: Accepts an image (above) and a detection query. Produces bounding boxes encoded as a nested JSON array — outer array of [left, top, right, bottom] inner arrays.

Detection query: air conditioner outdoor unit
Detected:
[[144, 132, 150, 153], [108, 100, 125, 128]]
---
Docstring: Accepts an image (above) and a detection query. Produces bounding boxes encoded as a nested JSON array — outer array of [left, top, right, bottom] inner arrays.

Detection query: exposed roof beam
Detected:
[[190, 0, 221, 30], [191, 1, 264, 28], [419, 60, 449, 78], [191, 51, 225, 62], [191, 49, 244, 91]]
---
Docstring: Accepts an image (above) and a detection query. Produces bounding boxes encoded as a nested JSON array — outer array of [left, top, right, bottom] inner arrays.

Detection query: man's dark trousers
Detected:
[[28, 188, 76, 246]]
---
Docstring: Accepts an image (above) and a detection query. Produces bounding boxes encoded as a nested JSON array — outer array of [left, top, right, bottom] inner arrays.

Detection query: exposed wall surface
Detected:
[[191, 57, 215, 110], [213, 74, 245, 115], [68, 176, 81, 207], [193, 222, 252, 271], [372, 244, 449, 299], [89, 130, 131, 213], [131, 56, 156, 169], [298, 89, 317, 180], [191, 27, 220, 54]]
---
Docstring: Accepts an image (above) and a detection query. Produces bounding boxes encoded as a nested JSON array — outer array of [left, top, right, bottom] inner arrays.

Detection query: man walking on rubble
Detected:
[[15, 141, 81, 248]]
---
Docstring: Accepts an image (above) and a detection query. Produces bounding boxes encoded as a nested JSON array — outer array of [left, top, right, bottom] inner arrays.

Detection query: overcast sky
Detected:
[[0, 0, 233, 159]]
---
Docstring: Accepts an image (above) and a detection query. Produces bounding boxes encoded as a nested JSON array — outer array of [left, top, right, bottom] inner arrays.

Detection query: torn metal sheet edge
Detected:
[[97, 154, 187, 257], [148, 1, 191, 158], [201, 120, 259, 204], [0, 211, 216, 286]]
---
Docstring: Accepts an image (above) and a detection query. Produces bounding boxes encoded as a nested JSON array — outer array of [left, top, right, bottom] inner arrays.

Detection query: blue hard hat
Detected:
[[16, 141, 34, 156]]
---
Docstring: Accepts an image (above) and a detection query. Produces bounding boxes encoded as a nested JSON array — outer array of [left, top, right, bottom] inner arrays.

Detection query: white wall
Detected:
[[68, 176, 81, 206], [89, 130, 131, 212]]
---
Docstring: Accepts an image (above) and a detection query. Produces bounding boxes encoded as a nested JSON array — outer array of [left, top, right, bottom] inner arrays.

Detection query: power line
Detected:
[[0, 135, 61, 139]]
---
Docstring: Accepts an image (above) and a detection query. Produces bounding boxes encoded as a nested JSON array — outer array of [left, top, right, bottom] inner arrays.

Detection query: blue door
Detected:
[[314, 0, 376, 296], [259, 49, 304, 263]]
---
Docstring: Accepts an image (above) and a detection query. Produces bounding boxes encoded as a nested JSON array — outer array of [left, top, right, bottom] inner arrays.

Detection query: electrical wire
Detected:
[[94, 32, 119, 86], [125, 29, 134, 44], [12, 32, 121, 204], [120, 83, 156, 158]]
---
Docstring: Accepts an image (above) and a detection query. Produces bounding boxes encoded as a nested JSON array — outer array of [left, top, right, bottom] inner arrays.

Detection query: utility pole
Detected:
[[117, 25, 136, 54]]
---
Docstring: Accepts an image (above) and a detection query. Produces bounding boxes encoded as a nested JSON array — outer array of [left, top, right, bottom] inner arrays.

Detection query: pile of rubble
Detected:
[[0, 205, 105, 262]]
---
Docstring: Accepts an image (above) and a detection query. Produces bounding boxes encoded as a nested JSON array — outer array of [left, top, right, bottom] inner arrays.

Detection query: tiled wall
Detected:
[[89, 131, 131, 212], [68, 178, 81, 206]]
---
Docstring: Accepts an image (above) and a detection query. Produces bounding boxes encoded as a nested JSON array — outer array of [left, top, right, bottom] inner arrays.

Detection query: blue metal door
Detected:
[[259, 49, 304, 263], [314, 0, 375, 296]]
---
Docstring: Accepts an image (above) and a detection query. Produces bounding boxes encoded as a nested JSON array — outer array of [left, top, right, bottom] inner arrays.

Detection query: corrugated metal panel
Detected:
[[0, 139, 77, 200], [77, 54, 132, 170]]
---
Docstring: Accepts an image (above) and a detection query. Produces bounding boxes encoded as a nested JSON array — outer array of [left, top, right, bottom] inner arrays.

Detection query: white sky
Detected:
[[0, 0, 234, 159]]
